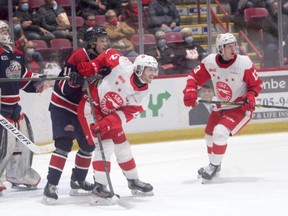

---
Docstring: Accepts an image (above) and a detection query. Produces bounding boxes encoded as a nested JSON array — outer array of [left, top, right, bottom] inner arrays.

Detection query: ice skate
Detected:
[[128, 179, 154, 196], [42, 183, 58, 205], [200, 163, 220, 184], [69, 169, 94, 196], [90, 182, 115, 206], [197, 163, 221, 179]]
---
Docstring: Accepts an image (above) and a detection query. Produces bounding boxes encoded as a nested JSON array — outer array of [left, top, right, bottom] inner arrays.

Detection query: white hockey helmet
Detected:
[[134, 54, 158, 78], [0, 20, 13, 45], [215, 33, 237, 55]]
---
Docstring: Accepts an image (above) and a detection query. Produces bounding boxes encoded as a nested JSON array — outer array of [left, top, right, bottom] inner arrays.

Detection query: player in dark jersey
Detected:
[[0, 20, 49, 195], [42, 27, 110, 204]]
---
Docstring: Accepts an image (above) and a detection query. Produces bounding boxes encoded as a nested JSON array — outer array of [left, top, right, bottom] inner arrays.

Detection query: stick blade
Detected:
[[112, 195, 134, 209]]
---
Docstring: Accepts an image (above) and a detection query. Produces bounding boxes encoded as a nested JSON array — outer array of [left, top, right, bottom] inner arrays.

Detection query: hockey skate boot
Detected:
[[197, 163, 221, 178], [201, 163, 220, 183], [70, 170, 94, 196], [128, 179, 154, 196], [90, 182, 114, 206], [42, 183, 58, 205]]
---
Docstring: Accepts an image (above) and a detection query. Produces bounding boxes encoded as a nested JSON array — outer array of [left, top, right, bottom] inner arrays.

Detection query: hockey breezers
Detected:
[[84, 79, 133, 209], [198, 99, 288, 110], [0, 114, 55, 154]]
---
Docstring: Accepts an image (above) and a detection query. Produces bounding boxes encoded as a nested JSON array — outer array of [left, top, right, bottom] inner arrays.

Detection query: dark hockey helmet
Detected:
[[84, 26, 107, 44]]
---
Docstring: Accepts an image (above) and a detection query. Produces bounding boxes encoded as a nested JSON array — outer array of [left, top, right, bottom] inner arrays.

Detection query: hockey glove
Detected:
[[77, 61, 98, 77], [69, 72, 84, 86], [183, 79, 198, 108], [242, 91, 256, 112], [90, 119, 111, 138], [99, 66, 111, 77]]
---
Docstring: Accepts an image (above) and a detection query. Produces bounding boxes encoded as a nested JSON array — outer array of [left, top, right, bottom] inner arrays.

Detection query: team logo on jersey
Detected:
[[216, 81, 232, 101], [101, 92, 124, 114], [5, 60, 21, 78], [1, 55, 8, 60]]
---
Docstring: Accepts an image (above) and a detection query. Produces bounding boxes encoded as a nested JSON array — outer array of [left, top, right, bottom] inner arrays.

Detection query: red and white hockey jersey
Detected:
[[80, 49, 150, 129], [188, 53, 262, 107]]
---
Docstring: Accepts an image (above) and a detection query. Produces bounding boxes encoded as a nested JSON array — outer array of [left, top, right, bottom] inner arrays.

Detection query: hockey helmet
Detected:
[[215, 33, 237, 55], [134, 54, 158, 79], [0, 20, 13, 45], [84, 26, 107, 44]]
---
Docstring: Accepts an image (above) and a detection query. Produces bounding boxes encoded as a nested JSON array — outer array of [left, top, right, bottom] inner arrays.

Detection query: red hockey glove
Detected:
[[90, 119, 111, 138], [242, 91, 256, 112], [77, 61, 98, 77], [183, 79, 198, 108]]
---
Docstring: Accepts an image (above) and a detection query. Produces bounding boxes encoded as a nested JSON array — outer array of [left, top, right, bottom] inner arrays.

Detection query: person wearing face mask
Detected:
[[24, 40, 44, 74], [102, 9, 139, 57], [173, 27, 207, 73], [78, 12, 98, 48], [13, 0, 55, 42], [38, 0, 72, 40], [262, 0, 288, 67], [146, 30, 177, 75]]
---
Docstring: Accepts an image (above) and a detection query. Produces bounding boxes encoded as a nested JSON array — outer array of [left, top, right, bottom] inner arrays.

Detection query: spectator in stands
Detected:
[[121, 0, 151, 34], [262, 0, 288, 67], [173, 27, 207, 73], [77, 12, 97, 47], [13, 16, 27, 51], [78, 0, 107, 16], [146, 30, 177, 75], [38, 0, 73, 40], [24, 40, 45, 74], [102, 9, 138, 57], [147, 0, 182, 34], [14, 0, 55, 42], [189, 82, 215, 126]]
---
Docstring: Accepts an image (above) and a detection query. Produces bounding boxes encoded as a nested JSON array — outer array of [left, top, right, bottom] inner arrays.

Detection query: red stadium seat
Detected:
[[30, 39, 53, 61], [50, 38, 73, 62], [68, 16, 84, 28], [95, 15, 106, 27], [131, 34, 156, 47], [244, 7, 269, 30], [28, 0, 45, 9]]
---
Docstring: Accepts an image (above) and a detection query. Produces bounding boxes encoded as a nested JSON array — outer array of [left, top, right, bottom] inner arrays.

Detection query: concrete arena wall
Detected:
[[19, 70, 288, 146]]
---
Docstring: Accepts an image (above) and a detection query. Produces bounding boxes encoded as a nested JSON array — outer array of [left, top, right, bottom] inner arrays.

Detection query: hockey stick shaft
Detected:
[[0, 74, 103, 82], [198, 99, 288, 109], [0, 114, 55, 154]]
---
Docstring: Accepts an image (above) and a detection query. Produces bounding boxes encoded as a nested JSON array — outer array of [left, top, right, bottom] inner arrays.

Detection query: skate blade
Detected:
[[90, 195, 116, 206], [131, 190, 154, 197], [41, 196, 57, 205], [12, 185, 37, 191], [69, 189, 92, 196]]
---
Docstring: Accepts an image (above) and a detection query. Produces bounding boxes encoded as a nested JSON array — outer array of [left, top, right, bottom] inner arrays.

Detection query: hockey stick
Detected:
[[84, 79, 132, 209], [0, 74, 103, 82], [198, 99, 288, 110], [0, 114, 55, 154]]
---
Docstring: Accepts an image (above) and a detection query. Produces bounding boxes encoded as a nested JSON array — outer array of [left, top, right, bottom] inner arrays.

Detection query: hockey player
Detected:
[[0, 20, 48, 194], [183, 33, 263, 182], [77, 50, 157, 205], [42, 26, 110, 204]]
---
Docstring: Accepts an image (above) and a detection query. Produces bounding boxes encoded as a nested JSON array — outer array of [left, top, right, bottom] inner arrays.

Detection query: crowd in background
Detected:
[[0, 0, 288, 74]]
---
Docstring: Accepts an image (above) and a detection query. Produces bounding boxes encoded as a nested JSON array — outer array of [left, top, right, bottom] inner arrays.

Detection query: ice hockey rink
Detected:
[[1, 132, 288, 216]]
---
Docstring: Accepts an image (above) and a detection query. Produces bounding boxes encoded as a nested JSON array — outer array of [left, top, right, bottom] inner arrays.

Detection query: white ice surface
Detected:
[[1, 132, 288, 216]]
